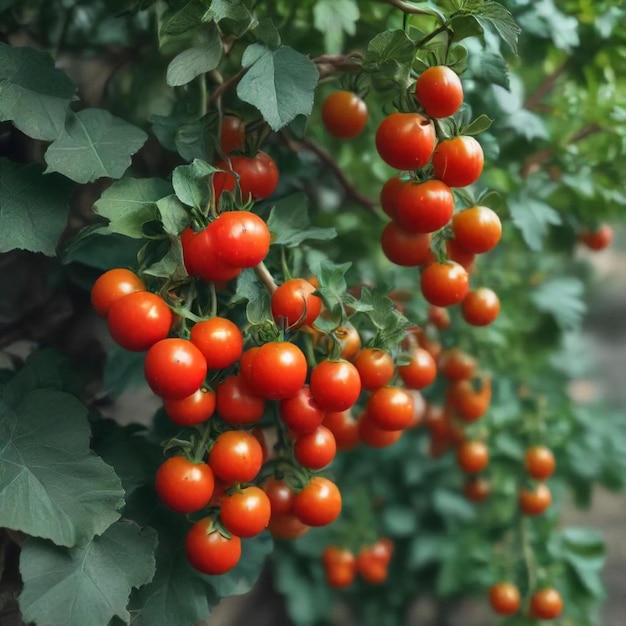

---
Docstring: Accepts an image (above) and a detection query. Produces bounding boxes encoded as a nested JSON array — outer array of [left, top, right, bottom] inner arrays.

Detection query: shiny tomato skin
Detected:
[[525, 445, 556, 480], [309, 359, 362, 412], [381, 221, 431, 266], [580, 223, 613, 250], [271, 278, 322, 329], [367, 387, 415, 431], [294, 425, 337, 469], [322, 91, 368, 139], [209, 211, 271, 269], [358, 412, 404, 448], [190, 317, 243, 370], [323, 410, 360, 451], [415, 66, 463, 119], [519, 483, 552, 516], [456, 440, 489, 474], [180, 226, 241, 282], [489, 582, 521, 616], [432, 136, 484, 188], [449, 375, 492, 422], [375, 112, 436, 171], [220, 115, 246, 154], [398, 347, 437, 390], [185, 518, 241, 575], [163, 388, 216, 426], [380, 176, 407, 219], [445, 237, 476, 271], [322, 546, 357, 588], [530, 588, 563, 620], [208, 430, 264, 484], [249, 341, 308, 400], [262, 477, 295, 516], [239, 346, 260, 387], [353, 348, 395, 391], [91, 268, 145, 317], [293, 477, 342, 527], [279, 385, 326, 435], [428, 305, 451, 329], [396, 179, 455, 233], [451, 206, 502, 254], [268, 513, 310, 539], [107, 291, 173, 352], [216, 375, 266, 425], [461, 288, 500, 326], [220, 485, 271, 538], [332, 324, 362, 361], [155, 457, 215, 513], [214, 151, 279, 201], [439, 348, 477, 380], [420, 261, 469, 307]]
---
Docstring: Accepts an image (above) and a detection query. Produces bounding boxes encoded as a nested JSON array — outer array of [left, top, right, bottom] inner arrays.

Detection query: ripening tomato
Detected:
[[322, 90, 368, 139], [190, 317, 243, 370], [323, 410, 360, 450], [380, 176, 406, 219], [375, 112, 436, 171], [144, 338, 207, 399], [107, 291, 173, 352], [398, 347, 437, 390], [294, 425, 337, 469], [268, 513, 310, 539], [353, 348, 395, 391], [220, 485, 271, 538], [356, 543, 390, 584], [279, 385, 326, 434], [420, 261, 469, 307], [439, 348, 477, 380], [445, 237, 476, 271], [464, 477, 491, 503], [432, 136, 484, 188], [530, 588, 563, 620], [428, 305, 451, 329], [580, 223, 613, 250], [525, 445, 556, 480], [415, 66, 463, 119], [367, 387, 415, 431], [216, 375, 266, 425], [456, 440, 489, 474], [395, 179, 455, 233], [322, 546, 357, 588], [451, 206, 502, 254], [449, 375, 492, 422], [489, 582, 521, 616], [358, 411, 404, 448], [220, 115, 246, 155], [271, 278, 322, 329], [249, 341, 308, 400], [310, 359, 362, 412], [213, 151, 279, 201], [330, 324, 362, 361], [209, 211, 271, 269], [180, 226, 241, 282], [262, 477, 295, 516], [208, 430, 264, 484], [185, 518, 241, 575], [381, 221, 432, 266], [91, 268, 145, 317], [163, 388, 216, 426], [293, 477, 342, 526], [520, 483, 552, 516], [461, 288, 500, 326], [155, 457, 215, 513]]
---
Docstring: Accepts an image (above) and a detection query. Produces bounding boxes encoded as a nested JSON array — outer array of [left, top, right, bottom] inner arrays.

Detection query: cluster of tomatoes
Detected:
[[489, 582, 563, 620]]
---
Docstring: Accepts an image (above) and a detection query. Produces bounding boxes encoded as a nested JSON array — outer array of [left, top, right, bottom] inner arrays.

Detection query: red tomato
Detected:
[[358, 412, 404, 448], [375, 112, 436, 171], [489, 582, 521, 616], [279, 385, 326, 434], [356, 545, 389, 584], [331, 324, 362, 361], [415, 66, 463, 119], [464, 477, 491, 503], [580, 223, 613, 250], [420, 261, 469, 306], [262, 477, 295, 516], [398, 347, 437, 390], [249, 341, 308, 400], [107, 291, 173, 352], [293, 477, 342, 526], [208, 430, 264, 484], [213, 152, 279, 201], [155, 457, 214, 513], [144, 338, 207, 399], [530, 588, 563, 620], [268, 513, 310, 539], [216, 375, 266, 425], [439, 348, 477, 380], [525, 446, 556, 480], [519, 483, 552, 516], [239, 346, 260, 387], [353, 348, 395, 391], [445, 237, 476, 271], [367, 386, 415, 431], [271, 278, 322, 329], [190, 317, 243, 370], [323, 410, 360, 451], [185, 518, 241, 575], [180, 226, 241, 282], [396, 179, 455, 233], [448, 375, 492, 422], [220, 115, 246, 154], [428, 305, 451, 330], [163, 388, 216, 426], [456, 440, 489, 474], [310, 359, 362, 412], [451, 206, 502, 254], [380, 176, 407, 219], [91, 268, 145, 317], [294, 425, 337, 469], [461, 288, 500, 326], [432, 136, 484, 188], [381, 220, 432, 266], [220, 485, 271, 537], [321, 91, 368, 139], [322, 546, 357, 588]]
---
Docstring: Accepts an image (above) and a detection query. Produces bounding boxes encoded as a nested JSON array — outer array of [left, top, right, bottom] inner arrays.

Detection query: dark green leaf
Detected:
[[313, 0, 359, 54], [172, 159, 217, 210], [156, 195, 190, 236], [509, 195, 561, 251], [462, 114, 493, 136], [432, 489, 477, 523], [450, 15, 484, 42], [207, 0, 252, 36], [103, 346, 148, 398], [472, 1, 521, 54], [468, 51, 510, 89], [166, 34, 222, 87], [160, 0, 208, 37], [62, 230, 144, 270], [531, 277, 587, 331], [251, 18, 281, 49], [363, 30, 416, 94], [381, 505, 417, 536], [143, 237, 187, 281], [152, 112, 215, 162]]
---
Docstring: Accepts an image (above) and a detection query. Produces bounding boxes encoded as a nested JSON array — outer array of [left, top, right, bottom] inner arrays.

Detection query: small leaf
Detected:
[[156, 195, 190, 236], [509, 195, 562, 251], [363, 30, 416, 94], [531, 277, 587, 331], [45, 109, 148, 184], [19, 522, 157, 626], [207, 0, 253, 36], [432, 489, 477, 523], [313, 0, 359, 54], [251, 18, 281, 49], [160, 0, 208, 37], [381, 505, 417, 536], [237, 44, 319, 131], [103, 346, 148, 398], [152, 112, 215, 162], [172, 159, 218, 210], [166, 30, 223, 87], [468, 51, 510, 90], [472, 1, 521, 54], [462, 114, 493, 136], [143, 238, 187, 281]]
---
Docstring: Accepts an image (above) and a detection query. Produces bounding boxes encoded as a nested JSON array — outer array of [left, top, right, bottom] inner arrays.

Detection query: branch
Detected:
[[313, 54, 363, 80], [524, 64, 568, 111], [209, 67, 247, 103], [254, 261, 278, 294]]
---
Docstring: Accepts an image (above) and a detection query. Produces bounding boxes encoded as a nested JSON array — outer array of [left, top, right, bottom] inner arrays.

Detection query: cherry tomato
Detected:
[[279, 385, 326, 434], [353, 348, 395, 391], [163, 388, 216, 426], [271, 278, 322, 329], [144, 338, 207, 399], [239, 346, 260, 387], [421, 261, 469, 307], [530, 588, 563, 620], [321, 90, 368, 139], [415, 66, 463, 119], [367, 386, 415, 431], [525, 446, 556, 480], [293, 477, 342, 526], [220, 485, 271, 538], [381, 220, 431, 267], [323, 410, 360, 450], [451, 206, 502, 254], [358, 411, 404, 448], [185, 518, 241, 575], [155, 457, 214, 514], [489, 582, 521, 616], [330, 324, 362, 361], [398, 347, 437, 390], [294, 425, 337, 469], [432, 135, 484, 188], [456, 440, 489, 474], [262, 477, 295, 516], [439, 348, 477, 380], [91, 268, 145, 317], [310, 359, 362, 412], [580, 223, 613, 250], [107, 291, 173, 352], [249, 341, 308, 400], [322, 546, 356, 588], [208, 430, 264, 484], [464, 477, 491, 503], [213, 151, 279, 201], [461, 288, 500, 326], [449, 375, 492, 422], [181, 226, 241, 282], [209, 211, 271, 269], [220, 115, 246, 155], [445, 237, 475, 271], [375, 112, 436, 171], [520, 483, 552, 516], [396, 179, 455, 233], [380, 176, 406, 219], [268, 513, 310, 539], [356, 545, 389, 584], [216, 375, 266, 425], [428, 305, 451, 329], [190, 317, 243, 370]]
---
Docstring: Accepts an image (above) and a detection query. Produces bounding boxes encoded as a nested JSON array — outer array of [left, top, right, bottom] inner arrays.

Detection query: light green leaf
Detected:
[[19, 522, 157, 626], [468, 50, 510, 89], [473, 1, 521, 54], [156, 195, 189, 236], [363, 30, 416, 94], [313, 0, 359, 54], [531, 277, 586, 331], [207, 0, 252, 36], [172, 159, 218, 209], [166, 31, 222, 87], [463, 114, 493, 136], [0, 158, 73, 256], [509, 195, 561, 251], [45, 109, 148, 184]]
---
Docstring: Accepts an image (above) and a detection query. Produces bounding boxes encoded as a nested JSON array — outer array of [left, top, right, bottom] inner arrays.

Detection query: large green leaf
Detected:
[[19, 522, 157, 626], [509, 195, 562, 251], [0, 158, 73, 256], [0, 43, 75, 141], [237, 44, 319, 131], [166, 28, 223, 87], [472, 1, 521, 54], [45, 109, 148, 184], [172, 159, 217, 210], [313, 0, 359, 54], [531, 277, 587, 331], [160, 0, 208, 37]]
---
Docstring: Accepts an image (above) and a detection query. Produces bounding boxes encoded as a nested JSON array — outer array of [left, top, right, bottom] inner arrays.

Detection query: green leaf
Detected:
[[472, 1, 521, 54], [103, 346, 148, 398], [468, 51, 510, 89], [0, 43, 75, 141], [62, 230, 144, 270], [0, 158, 73, 256], [450, 15, 485, 42], [172, 159, 217, 210], [45, 109, 148, 184], [0, 388, 124, 547], [151, 112, 215, 162], [251, 18, 281, 49], [381, 505, 417, 536], [509, 195, 562, 251], [166, 30, 222, 87], [93, 177, 172, 239], [237, 44, 319, 131], [313, 0, 359, 54], [160, 0, 208, 37], [432, 489, 477, 523], [363, 30, 416, 94], [462, 114, 493, 136], [267, 193, 336, 247], [207, 0, 252, 36], [19, 522, 157, 626], [156, 195, 190, 236], [143, 237, 187, 281], [517, 0, 579, 53], [531, 277, 587, 331]]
